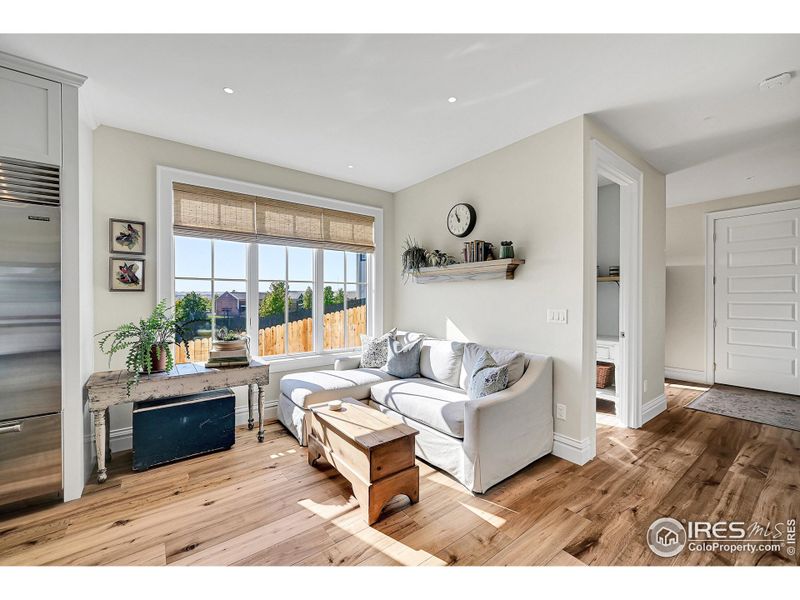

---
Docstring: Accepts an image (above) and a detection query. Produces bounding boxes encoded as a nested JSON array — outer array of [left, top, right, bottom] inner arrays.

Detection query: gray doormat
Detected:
[[687, 384, 800, 431]]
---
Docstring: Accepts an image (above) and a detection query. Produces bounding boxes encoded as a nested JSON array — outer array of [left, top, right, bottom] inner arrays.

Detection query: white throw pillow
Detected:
[[359, 328, 397, 368], [459, 343, 525, 390], [419, 339, 465, 388]]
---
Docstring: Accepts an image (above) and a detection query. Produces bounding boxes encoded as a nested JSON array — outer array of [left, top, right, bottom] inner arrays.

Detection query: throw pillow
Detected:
[[384, 334, 424, 378], [468, 351, 509, 400], [359, 328, 397, 368]]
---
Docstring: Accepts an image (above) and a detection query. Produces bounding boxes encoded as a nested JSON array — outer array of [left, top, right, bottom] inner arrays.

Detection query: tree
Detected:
[[175, 291, 211, 324], [333, 287, 344, 305], [323, 285, 344, 307], [302, 286, 313, 310], [259, 281, 286, 317]]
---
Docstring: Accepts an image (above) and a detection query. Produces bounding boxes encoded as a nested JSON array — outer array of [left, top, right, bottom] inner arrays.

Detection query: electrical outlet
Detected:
[[643, 379, 648, 394], [547, 309, 568, 324], [556, 403, 567, 420]]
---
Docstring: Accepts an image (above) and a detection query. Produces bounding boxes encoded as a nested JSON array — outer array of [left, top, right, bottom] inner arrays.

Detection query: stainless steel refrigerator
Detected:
[[0, 157, 62, 510]]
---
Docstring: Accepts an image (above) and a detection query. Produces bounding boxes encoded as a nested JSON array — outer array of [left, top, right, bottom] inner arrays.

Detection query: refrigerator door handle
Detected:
[[0, 421, 23, 434]]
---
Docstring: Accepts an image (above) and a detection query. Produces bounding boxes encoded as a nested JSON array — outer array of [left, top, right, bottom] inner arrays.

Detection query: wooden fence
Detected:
[[175, 304, 367, 364]]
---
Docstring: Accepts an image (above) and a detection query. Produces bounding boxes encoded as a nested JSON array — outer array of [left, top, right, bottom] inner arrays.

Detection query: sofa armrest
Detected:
[[463, 355, 554, 492], [334, 356, 361, 371]]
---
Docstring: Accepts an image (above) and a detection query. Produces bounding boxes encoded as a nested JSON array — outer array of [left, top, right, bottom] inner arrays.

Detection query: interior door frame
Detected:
[[589, 140, 644, 432], [704, 198, 800, 386]]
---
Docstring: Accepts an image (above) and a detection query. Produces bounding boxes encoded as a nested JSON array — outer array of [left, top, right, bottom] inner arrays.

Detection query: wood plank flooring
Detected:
[[1, 381, 797, 566]]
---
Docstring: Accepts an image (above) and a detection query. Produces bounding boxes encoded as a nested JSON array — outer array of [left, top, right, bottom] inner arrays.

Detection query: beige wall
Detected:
[[666, 185, 800, 373], [93, 126, 394, 432], [583, 118, 667, 428], [394, 118, 588, 440]]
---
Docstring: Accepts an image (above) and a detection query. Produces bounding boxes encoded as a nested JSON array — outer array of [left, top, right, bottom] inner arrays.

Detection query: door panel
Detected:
[[714, 208, 800, 394]]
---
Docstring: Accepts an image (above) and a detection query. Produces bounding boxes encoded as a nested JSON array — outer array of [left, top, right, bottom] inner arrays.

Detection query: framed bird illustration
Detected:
[[109, 218, 145, 255], [109, 258, 145, 292]]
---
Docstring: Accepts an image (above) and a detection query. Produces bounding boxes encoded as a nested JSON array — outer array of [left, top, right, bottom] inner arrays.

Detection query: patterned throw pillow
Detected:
[[384, 334, 424, 378], [359, 328, 397, 368], [468, 351, 509, 400]]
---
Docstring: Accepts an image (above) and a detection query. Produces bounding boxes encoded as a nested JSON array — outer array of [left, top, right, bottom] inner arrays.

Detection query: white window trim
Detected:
[[156, 166, 383, 370]]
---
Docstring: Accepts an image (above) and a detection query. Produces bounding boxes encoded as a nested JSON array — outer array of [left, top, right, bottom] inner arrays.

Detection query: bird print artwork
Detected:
[[115, 223, 141, 250], [116, 262, 140, 286]]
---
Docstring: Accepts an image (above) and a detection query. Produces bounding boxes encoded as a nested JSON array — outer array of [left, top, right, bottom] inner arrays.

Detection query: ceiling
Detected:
[[0, 34, 798, 204]]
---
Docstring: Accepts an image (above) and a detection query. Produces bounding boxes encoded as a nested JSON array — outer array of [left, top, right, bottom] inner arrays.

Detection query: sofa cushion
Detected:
[[384, 334, 424, 378], [419, 339, 465, 388], [280, 368, 396, 409], [459, 343, 525, 390], [468, 351, 509, 400], [359, 328, 396, 368], [370, 379, 467, 438]]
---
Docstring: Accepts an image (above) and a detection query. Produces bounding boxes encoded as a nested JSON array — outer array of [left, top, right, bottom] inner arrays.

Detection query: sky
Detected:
[[174, 236, 366, 296]]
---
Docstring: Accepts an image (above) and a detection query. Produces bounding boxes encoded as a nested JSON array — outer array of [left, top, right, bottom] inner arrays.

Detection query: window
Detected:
[[323, 250, 368, 350], [165, 176, 378, 365]]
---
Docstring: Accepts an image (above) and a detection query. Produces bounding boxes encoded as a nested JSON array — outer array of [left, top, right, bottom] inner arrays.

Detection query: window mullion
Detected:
[[343, 254, 349, 348], [313, 249, 324, 353], [284, 247, 289, 356], [210, 241, 216, 338], [247, 242, 258, 357]]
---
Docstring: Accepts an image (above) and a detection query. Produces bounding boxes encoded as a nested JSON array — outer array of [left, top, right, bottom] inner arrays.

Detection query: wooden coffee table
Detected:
[[307, 398, 419, 525]]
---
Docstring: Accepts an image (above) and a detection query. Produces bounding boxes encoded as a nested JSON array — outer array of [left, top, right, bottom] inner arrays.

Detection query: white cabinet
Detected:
[[0, 67, 62, 165], [596, 335, 619, 365]]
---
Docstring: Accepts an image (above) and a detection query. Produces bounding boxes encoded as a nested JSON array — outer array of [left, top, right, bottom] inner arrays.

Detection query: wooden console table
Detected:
[[85, 359, 270, 483]]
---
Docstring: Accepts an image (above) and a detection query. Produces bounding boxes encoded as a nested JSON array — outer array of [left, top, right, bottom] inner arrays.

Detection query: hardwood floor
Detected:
[[1, 381, 797, 566]]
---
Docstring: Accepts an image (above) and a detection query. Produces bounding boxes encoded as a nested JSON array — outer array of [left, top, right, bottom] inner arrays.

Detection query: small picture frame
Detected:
[[109, 257, 145, 292], [109, 218, 145, 255]]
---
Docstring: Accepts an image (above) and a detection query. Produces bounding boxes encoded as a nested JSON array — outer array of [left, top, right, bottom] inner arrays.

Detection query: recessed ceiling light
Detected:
[[223, 87, 235, 94], [448, 97, 457, 103], [347, 165, 354, 169], [759, 72, 792, 90]]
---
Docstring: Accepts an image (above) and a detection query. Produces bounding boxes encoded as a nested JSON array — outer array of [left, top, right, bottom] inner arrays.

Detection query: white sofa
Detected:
[[277, 333, 553, 493]]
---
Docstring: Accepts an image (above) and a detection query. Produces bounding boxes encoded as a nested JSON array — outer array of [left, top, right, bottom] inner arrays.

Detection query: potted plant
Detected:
[[400, 236, 428, 282], [97, 299, 192, 393]]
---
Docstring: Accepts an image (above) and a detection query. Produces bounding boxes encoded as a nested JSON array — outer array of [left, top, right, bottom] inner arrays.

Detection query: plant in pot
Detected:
[[400, 236, 428, 282], [97, 299, 192, 394]]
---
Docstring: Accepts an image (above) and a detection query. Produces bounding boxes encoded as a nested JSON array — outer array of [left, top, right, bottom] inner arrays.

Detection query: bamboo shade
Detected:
[[173, 182, 375, 252]]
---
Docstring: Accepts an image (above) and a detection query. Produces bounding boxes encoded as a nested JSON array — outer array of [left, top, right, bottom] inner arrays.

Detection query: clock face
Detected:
[[447, 203, 476, 238]]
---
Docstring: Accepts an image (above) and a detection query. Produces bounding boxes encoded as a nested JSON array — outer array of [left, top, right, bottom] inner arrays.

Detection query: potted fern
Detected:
[[97, 300, 192, 393]]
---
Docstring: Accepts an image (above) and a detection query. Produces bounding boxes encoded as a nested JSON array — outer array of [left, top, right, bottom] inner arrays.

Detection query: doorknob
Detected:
[[620, 331, 626, 338]]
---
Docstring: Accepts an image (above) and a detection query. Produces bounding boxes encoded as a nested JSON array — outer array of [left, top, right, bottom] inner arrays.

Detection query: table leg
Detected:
[[247, 383, 256, 430], [93, 410, 108, 483], [257, 384, 266, 442]]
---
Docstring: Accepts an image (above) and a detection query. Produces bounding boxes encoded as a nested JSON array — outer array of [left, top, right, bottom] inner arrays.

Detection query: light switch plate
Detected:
[[547, 309, 568, 324], [556, 403, 567, 420]]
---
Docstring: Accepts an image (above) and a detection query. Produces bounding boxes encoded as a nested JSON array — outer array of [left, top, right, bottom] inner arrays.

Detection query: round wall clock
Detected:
[[447, 203, 476, 238]]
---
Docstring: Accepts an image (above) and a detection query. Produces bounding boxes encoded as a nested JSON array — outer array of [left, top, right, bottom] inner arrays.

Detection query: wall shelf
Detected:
[[412, 258, 525, 284], [597, 275, 620, 283]]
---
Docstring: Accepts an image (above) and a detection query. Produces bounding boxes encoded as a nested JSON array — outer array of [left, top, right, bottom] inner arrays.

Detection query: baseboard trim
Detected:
[[95, 403, 278, 453], [642, 393, 667, 425], [665, 367, 708, 384], [552, 433, 594, 465]]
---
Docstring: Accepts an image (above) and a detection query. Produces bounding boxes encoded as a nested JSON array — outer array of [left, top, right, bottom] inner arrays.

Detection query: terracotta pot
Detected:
[[148, 345, 168, 373]]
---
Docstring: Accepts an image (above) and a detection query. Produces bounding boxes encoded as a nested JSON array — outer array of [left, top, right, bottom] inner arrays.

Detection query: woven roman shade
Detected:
[[172, 183, 375, 252]]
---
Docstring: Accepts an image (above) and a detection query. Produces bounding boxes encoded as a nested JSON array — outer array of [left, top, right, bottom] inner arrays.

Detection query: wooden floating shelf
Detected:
[[597, 276, 620, 283], [413, 259, 525, 284]]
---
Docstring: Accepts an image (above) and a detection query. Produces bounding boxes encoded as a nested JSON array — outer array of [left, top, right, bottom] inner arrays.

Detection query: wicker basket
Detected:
[[596, 362, 615, 389]]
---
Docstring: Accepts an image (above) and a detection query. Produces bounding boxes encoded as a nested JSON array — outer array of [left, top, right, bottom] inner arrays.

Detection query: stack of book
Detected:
[[462, 240, 487, 263], [205, 345, 250, 369]]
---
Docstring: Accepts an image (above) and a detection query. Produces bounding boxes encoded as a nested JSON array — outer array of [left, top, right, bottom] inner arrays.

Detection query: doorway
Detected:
[[589, 141, 644, 438], [705, 199, 800, 394]]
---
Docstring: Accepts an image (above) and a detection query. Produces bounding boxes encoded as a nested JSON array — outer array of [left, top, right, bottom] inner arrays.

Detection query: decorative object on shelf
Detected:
[[463, 240, 488, 262], [97, 299, 192, 394], [205, 327, 250, 368], [109, 218, 145, 255], [609, 265, 620, 277], [447, 202, 477, 238], [413, 258, 525, 283], [596, 362, 615, 389], [484, 242, 496, 260], [499, 241, 515, 259], [400, 236, 428, 282], [109, 257, 145, 292], [425, 249, 458, 267]]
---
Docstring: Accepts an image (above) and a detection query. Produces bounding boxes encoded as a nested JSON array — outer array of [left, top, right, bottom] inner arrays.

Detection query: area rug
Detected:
[[687, 384, 800, 431]]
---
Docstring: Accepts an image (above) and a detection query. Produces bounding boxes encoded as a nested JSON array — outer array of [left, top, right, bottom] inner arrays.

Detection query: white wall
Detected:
[[93, 126, 394, 440], [597, 183, 620, 338], [666, 184, 800, 376], [393, 117, 588, 442]]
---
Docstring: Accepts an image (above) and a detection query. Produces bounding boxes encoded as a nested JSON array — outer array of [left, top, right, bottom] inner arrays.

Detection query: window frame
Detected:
[[157, 166, 383, 372]]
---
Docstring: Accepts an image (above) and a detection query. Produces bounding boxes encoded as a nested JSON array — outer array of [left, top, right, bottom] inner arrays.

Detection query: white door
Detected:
[[714, 207, 800, 394], [0, 67, 61, 165]]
